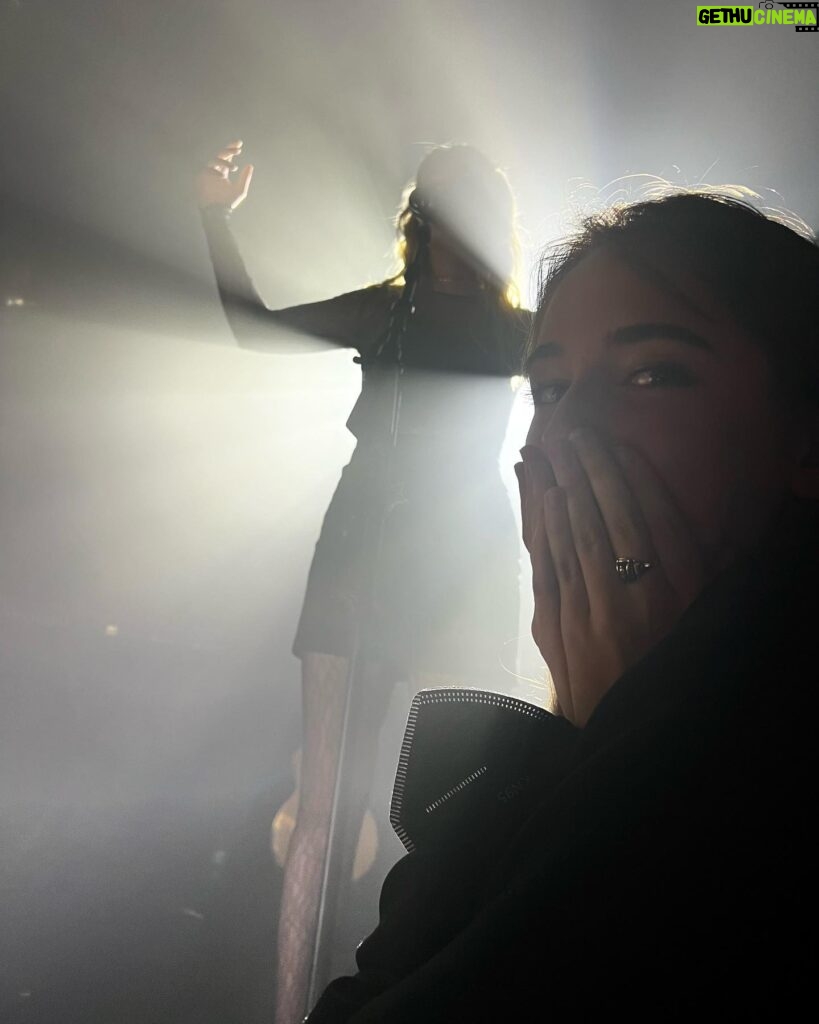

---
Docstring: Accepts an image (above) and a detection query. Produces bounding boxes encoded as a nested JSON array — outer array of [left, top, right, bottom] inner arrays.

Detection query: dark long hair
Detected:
[[529, 189, 819, 407], [390, 144, 522, 311]]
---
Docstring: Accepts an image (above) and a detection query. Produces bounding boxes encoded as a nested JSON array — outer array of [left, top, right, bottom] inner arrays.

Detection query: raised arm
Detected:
[[196, 141, 389, 354]]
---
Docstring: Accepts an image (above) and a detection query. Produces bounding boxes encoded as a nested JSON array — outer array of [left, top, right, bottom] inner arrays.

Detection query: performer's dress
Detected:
[[202, 208, 528, 691]]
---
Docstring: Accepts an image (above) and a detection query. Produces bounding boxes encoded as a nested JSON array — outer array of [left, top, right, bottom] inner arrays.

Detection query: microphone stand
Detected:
[[307, 226, 429, 1005]]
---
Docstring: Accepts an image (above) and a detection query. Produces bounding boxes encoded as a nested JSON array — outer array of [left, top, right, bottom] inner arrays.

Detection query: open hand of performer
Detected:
[[517, 433, 705, 727], [195, 139, 254, 210]]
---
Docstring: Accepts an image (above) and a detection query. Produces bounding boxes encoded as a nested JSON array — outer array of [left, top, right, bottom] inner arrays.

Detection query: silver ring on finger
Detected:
[[614, 557, 654, 583]]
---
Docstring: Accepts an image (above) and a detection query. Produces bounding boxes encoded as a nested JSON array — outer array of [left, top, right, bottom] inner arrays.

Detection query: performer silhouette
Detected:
[[196, 141, 528, 1023]]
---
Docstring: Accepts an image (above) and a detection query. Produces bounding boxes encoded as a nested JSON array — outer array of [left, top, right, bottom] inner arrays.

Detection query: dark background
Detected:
[[1, 2, 816, 1021]]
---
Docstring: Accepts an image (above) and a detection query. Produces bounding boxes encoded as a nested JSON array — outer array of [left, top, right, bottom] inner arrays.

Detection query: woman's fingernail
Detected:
[[543, 485, 565, 512]]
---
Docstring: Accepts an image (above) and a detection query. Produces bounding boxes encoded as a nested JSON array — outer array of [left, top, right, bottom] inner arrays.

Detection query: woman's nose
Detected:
[[526, 380, 610, 454]]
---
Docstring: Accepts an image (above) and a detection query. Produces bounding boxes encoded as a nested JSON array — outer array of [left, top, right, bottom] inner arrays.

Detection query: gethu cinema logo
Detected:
[[697, 3, 818, 29]]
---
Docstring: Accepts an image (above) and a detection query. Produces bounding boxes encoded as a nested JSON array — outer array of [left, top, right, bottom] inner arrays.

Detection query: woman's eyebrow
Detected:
[[525, 324, 714, 372], [607, 323, 714, 352], [524, 341, 563, 370]]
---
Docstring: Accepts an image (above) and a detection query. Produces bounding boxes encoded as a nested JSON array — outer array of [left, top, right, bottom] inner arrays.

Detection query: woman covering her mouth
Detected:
[[306, 188, 819, 1021]]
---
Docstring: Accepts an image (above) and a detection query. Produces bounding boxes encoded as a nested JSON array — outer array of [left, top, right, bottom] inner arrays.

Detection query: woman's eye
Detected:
[[627, 363, 697, 389], [525, 381, 568, 406]]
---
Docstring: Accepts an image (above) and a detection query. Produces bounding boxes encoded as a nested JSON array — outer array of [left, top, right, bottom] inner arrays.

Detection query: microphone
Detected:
[[407, 188, 433, 225]]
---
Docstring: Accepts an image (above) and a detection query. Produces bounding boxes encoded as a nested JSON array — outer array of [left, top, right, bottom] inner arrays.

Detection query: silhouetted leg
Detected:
[[274, 653, 349, 1024]]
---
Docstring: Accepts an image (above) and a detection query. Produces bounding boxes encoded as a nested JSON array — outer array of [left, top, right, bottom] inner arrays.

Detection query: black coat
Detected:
[[308, 502, 817, 1021]]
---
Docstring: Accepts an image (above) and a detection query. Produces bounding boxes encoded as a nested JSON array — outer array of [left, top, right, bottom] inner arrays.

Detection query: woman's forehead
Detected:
[[536, 248, 721, 345]]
